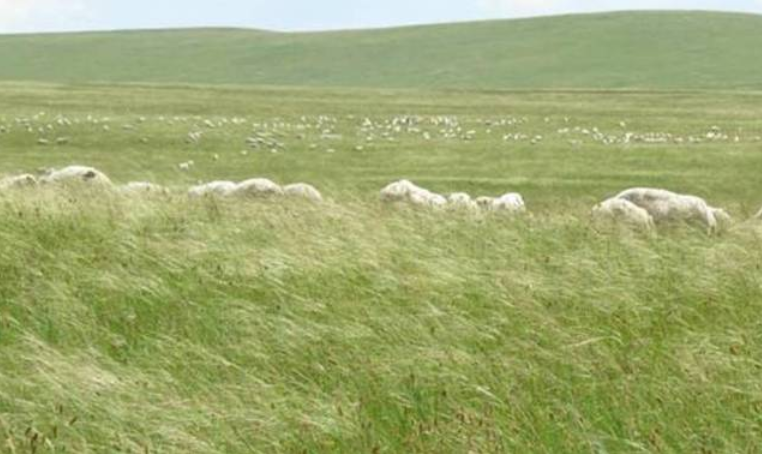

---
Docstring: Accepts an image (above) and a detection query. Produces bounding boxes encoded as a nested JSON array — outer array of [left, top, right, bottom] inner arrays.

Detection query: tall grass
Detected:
[[2, 187, 762, 452]]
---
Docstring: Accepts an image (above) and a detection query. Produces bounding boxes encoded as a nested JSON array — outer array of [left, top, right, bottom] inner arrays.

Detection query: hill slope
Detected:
[[1, 11, 762, 89]]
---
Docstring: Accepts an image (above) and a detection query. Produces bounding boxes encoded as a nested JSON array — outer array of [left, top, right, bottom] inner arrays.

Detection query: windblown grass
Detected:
[[2, 187, 762, 452]]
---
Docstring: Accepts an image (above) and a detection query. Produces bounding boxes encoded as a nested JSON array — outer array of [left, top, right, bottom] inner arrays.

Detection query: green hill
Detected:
[[1, 10, 762, 90]]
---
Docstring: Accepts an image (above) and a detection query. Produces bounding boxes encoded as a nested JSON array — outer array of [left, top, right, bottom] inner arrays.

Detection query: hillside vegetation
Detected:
[[1, 11, 762, 89]]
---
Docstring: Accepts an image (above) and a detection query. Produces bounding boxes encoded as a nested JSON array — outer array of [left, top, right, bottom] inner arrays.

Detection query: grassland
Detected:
[[2, 82, 762, 208], [1, 82, 762, 452], [2, 11, 762, 90]]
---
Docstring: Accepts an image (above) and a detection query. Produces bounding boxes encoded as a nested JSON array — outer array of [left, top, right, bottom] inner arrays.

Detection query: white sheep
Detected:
[[409, 188, 447, 208], [188, 181, 237, 197], [0, 174, 38, 190], [614, 188, 720, 232], [283, 183, 323, 202], [40, 166, 112, 186], [476, 193, 526, 213], [592, 197, 655, 230], [380, 180, 446, 209], [231, 178, 284, 198], [447, 192, 478, 210], [711, 207, 732, 229], [380, 179, 420, 203], [492, 192, 526, 213]]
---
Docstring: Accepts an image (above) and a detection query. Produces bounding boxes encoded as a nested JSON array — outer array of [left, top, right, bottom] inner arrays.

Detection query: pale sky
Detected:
[[1, 0, 762, 33]]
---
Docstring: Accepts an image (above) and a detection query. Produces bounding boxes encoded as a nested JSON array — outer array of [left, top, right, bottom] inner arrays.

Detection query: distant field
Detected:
[[2, 11, 762, 90], [2, 82, 762, 452], [2, 82, 762, 210]]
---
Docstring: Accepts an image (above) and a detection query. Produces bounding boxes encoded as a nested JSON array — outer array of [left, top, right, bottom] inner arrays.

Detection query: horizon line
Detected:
[[0, 9, 760, 37]]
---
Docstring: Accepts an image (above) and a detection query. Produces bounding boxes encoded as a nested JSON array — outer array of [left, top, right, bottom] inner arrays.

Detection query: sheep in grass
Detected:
[[409, 188, 447, 209], [476, 193, 527, 214], [0, 174, 37, 190], [283, 183, 323, 202], [379, 179, 420, 203], [230, 178, 284, 198], [614, 188, 724, 233], [447, 192, 478, 210], [40, 165, 112, 186], [492, 192, 526, 213], [711, 207, 733, 230], [188, 181, 237, 197], [592, 197, 655, 231], [380, 180, 446, 209]]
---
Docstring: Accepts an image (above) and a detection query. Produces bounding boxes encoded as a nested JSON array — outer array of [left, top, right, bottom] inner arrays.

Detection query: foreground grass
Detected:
[[1, 188, 762, 453]]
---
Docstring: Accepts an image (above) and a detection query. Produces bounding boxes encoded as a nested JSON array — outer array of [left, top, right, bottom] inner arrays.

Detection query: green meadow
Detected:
[[1, 82, 761, 452], [2, 10, 762, 453]]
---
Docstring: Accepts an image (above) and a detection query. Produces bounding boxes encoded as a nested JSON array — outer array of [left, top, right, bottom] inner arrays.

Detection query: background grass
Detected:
[[1, 81, 762, 452], [1, 82, 762, 210], [2, 11, 762, 90]]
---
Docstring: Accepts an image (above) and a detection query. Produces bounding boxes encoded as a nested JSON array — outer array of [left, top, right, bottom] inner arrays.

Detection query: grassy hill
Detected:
[[1, 11, 762, 89]]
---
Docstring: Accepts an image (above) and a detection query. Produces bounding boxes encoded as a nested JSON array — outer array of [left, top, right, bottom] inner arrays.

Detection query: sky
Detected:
[[1, 0, 762, 33]]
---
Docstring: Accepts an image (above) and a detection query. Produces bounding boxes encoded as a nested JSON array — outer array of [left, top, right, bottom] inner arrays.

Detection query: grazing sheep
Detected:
[[592, 197, 655, 230], [40, 165, 112, 186], [283, 183, 323, 202], [0, 174, 37, 190], [476, 193, 526, 213], [614, 188, 720, 232], [447, 192, 478, 210], [409, 188, 447, 208], [188, 181, 237, 197], [380, 179, 420, 203], [120, 182, 167, 194], [231, 178, 284, 198], [380, 180, 446, 209], [711, 207, 732, 229], [492, 192, 526, 213]]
